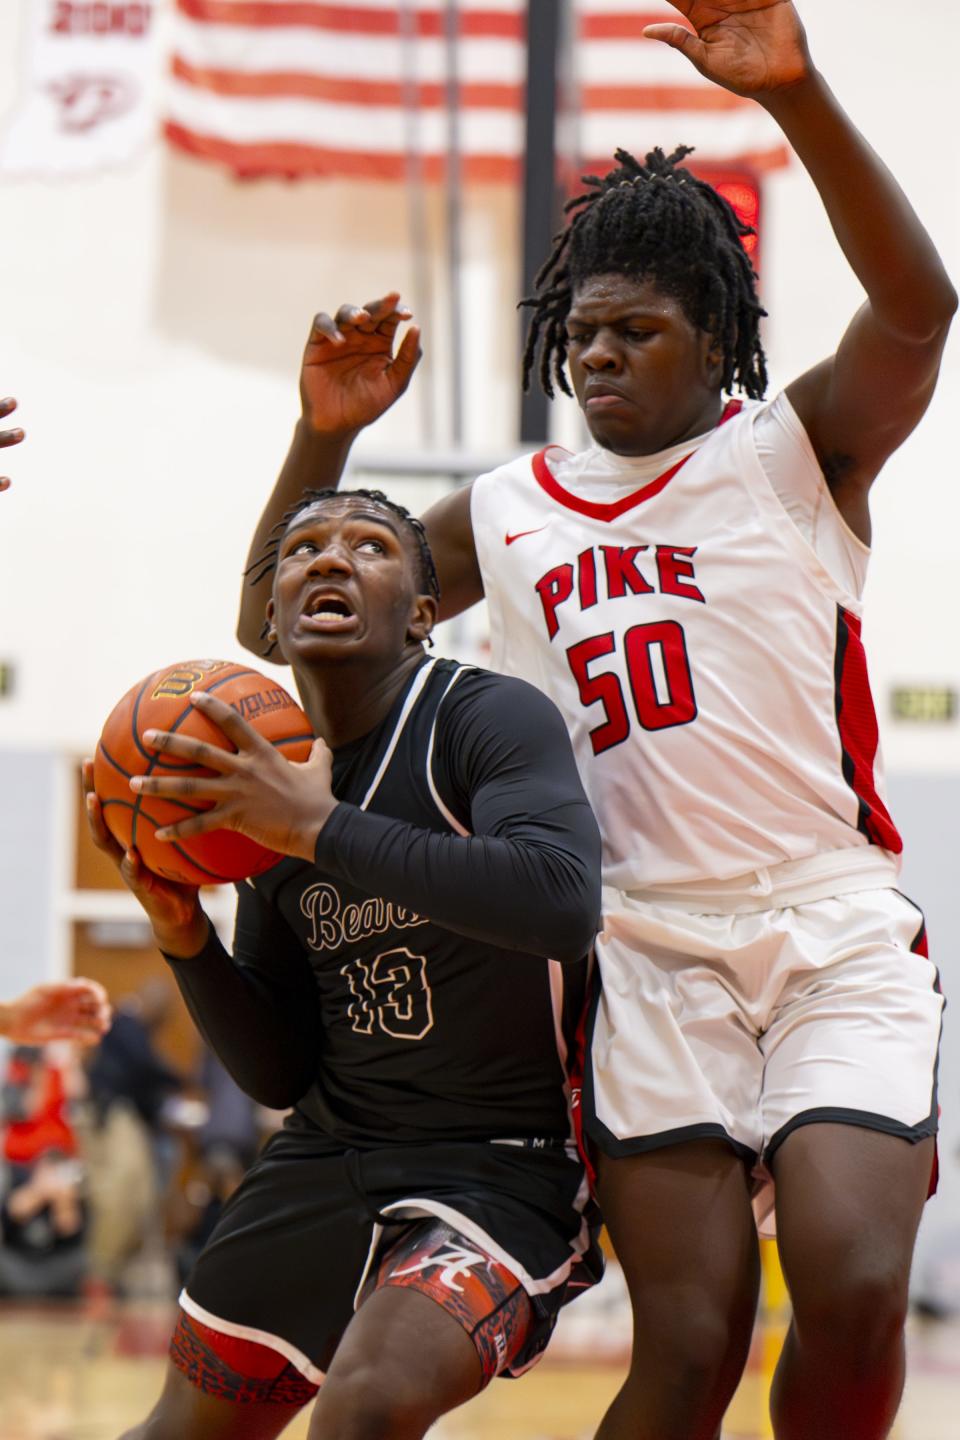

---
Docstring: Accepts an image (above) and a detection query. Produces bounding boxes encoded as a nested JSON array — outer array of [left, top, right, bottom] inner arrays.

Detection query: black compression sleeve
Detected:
[[314, 672, 601, 961], [162, 890, 321, 1109]]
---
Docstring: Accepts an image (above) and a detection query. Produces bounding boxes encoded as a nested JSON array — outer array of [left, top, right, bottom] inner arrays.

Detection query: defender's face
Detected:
[[566, 273, 723, 456], [269, 499, 434, 667]]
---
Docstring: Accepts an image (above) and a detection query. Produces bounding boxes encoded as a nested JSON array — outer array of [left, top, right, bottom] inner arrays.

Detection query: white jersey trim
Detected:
[[425, 664, 473, 837], [359, 658, 438, 812]]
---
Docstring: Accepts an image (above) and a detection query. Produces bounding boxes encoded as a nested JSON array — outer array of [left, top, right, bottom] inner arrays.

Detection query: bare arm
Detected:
[[240, 421, 358, 658], [0, 397, 25, 494], [648, 2, 957, 540], [421, 484, 485, 619], [0, 980, 111, 1047], [238, 295, 421, 656], [238, 297, 489, 656]]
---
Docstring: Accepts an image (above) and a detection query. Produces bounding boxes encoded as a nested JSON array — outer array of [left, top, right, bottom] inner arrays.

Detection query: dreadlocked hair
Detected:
[[520, 145, 767, 401], [244, 487, 441, 660]]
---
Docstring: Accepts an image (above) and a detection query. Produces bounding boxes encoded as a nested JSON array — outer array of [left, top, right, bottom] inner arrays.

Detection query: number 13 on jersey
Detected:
[[342, 949, 435, 1040]]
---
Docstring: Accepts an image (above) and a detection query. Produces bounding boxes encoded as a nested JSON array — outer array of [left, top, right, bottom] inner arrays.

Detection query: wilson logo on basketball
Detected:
[[231, 690, 299, 723], [151, 660, 232, 700]]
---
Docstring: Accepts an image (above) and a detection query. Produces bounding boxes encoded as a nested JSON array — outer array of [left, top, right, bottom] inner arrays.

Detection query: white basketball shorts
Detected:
[[583, 884, 943, 1172]]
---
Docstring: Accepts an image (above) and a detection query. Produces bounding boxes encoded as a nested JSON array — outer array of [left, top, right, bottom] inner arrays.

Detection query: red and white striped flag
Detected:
[[165, 0, 789, 183]]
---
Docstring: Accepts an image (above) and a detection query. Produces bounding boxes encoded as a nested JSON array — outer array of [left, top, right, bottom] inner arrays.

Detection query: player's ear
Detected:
[[407, 594, 438, 646], [701, 326, 724, 387], [265, 597, 278, 646]]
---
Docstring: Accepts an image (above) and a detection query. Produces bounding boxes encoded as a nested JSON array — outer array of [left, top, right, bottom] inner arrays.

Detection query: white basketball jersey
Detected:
[[470, 396, 902, 891]]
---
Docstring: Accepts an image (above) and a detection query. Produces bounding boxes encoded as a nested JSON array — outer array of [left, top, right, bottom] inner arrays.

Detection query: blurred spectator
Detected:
[[86, 979, 182, 1133], [2, 1045, 77, 1172], [0, 1155, 87, 1297], [79, 980, 185, 1296], [196, 1047, 260, 1175], [0, 1046, 87, 1297], [174, 1048, 260, 1288]]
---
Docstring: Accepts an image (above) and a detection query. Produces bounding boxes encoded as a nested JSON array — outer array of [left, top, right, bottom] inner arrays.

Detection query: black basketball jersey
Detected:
[[228, 657, 595, 1148]]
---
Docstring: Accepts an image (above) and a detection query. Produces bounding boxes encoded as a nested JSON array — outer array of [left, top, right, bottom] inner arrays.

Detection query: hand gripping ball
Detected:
[[93, 659, 314, 885]]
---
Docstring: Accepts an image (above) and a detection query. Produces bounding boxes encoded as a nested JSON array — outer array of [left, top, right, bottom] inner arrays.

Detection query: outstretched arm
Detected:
[[238, 295, 420, 657], [0, 397, 25, 494], [0, 980, 111, 1046], [237, 297, 483, 658], [647, 2, 957, 540]]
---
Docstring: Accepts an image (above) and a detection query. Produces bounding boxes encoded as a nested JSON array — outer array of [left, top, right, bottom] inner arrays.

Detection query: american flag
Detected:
[[165, 0, 789, 184]]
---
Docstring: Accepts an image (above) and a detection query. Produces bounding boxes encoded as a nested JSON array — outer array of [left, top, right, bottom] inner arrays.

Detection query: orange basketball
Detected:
[[93, 659, 315, 886]]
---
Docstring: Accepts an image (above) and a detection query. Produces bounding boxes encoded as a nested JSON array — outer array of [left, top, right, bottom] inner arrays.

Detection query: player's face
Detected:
[[268, 499, 435, 669], [566, 273, 724, 455]]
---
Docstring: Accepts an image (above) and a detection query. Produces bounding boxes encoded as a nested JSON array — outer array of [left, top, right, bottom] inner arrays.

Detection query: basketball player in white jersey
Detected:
[[237, 4, 956, 1437]]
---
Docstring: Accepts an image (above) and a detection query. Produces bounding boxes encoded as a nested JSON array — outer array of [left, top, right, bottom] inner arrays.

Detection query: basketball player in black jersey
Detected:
[[83, 487, 603, 1440]]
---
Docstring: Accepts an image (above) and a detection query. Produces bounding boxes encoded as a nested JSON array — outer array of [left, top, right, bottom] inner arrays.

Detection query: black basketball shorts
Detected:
[[175, 1128, 601, 1397]]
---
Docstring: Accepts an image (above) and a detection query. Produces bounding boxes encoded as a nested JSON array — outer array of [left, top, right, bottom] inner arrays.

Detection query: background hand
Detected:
[[129, 692, 335, 862], [81, 760, 208, 957], [0, 978, 112, 1046], [0, 396, 25, 494], [644, 1, 811, 97], [300, 293, 421, 437]]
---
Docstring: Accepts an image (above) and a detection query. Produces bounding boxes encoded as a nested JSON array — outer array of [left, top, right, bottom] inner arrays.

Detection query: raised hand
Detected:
[[82, 760, 209, 958], [0, 978, 112, 1046], [128, 692, 336, 863], [300, 292, 422, 437], [644, 1, 811, 97], [0, 397, 25, 494]]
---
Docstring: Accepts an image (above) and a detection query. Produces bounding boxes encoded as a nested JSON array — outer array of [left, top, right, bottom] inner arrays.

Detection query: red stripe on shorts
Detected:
[[169, 1310, 319, 1407]]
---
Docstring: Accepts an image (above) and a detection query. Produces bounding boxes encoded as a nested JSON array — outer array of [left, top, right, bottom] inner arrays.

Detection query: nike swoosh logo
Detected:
[[504, 525, 549, 546]]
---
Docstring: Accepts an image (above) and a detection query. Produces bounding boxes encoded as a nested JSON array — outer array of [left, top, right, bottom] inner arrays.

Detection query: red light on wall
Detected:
[[571, 158, 763, 270], [696, 165, 762, 269], [716, 182, 759, 247]]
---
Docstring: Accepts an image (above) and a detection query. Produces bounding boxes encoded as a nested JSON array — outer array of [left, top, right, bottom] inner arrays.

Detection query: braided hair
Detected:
[[245, 487, 441, 659], [520, 145, 767, 401]]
